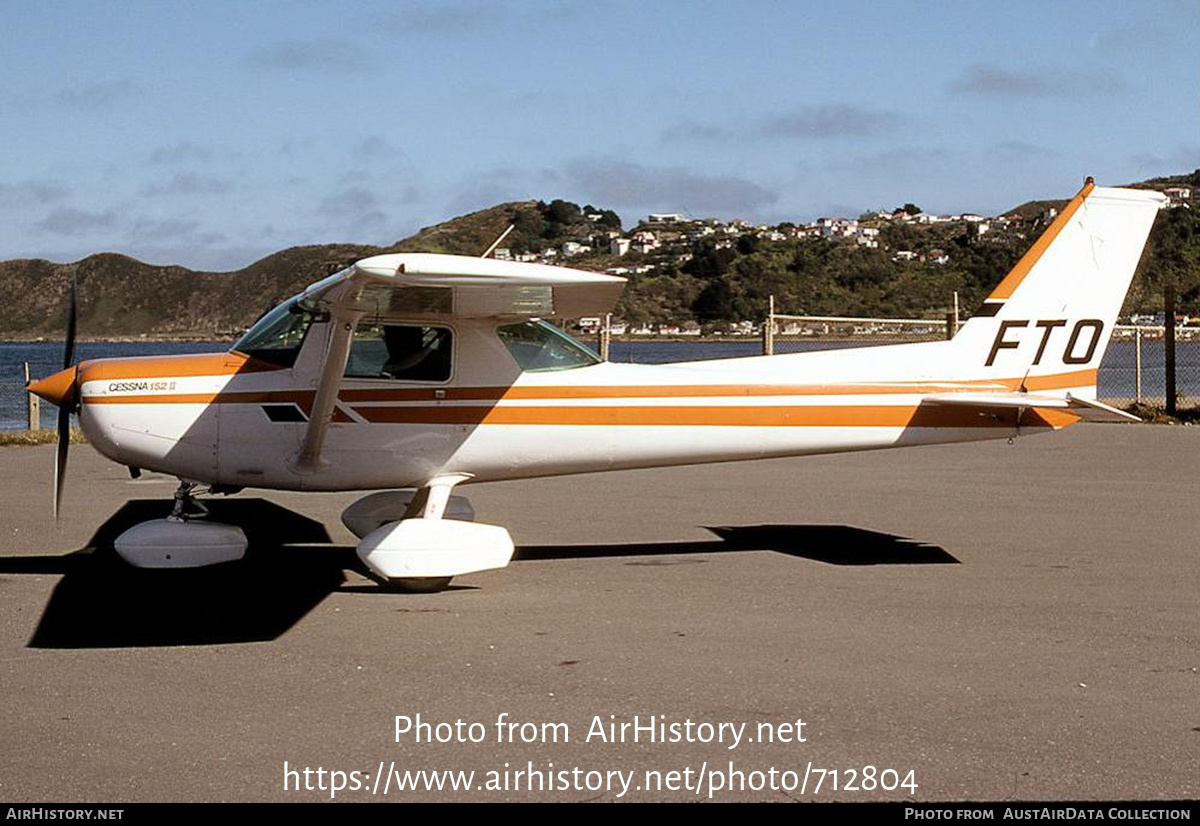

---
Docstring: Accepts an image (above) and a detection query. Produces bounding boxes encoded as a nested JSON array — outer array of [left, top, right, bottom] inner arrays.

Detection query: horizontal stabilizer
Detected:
[[924, 392, 1139, 423], [1062, 393, 1141, 423]]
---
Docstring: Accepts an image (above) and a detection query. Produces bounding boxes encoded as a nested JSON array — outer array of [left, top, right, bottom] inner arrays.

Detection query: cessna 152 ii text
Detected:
[[27, 180, 1166, 590]]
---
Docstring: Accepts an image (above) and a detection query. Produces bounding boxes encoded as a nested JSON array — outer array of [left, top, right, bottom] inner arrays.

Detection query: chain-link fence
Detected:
[[768, 314, 953, 348], [1098, 326, 1200, 409], [763, 314, 1200, 410]]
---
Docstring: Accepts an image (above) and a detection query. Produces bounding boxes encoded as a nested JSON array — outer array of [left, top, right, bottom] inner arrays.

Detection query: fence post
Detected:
[[763, 295, 775, 356], [24, 362, 40, 431], [1165, 285, 1176, 415], [598, 313, 611, 361], [1135, 328, 1142, 404]]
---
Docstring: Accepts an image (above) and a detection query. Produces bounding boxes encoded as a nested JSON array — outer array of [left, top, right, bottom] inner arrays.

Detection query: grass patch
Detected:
[[0, 428, 87, 446], [1125, 403, 1200, 425]]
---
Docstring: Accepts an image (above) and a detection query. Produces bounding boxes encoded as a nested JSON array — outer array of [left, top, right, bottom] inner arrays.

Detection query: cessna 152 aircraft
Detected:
[[27, 180, 1166, 589]]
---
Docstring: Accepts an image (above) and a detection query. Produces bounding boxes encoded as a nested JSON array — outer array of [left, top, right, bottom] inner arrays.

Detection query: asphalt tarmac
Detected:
[[0, 424, 1196, 802]]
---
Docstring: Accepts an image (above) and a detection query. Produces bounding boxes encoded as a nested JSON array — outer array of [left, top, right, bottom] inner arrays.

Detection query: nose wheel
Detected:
[[385, 577, 454, 593]]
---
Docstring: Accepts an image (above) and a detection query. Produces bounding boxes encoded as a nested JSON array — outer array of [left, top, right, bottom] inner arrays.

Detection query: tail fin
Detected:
[[952, 180, 1166, 396]]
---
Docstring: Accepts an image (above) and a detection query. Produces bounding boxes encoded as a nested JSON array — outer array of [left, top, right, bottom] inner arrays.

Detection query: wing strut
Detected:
[[294, 289, 366, 470], [481, 224, 515, 259]]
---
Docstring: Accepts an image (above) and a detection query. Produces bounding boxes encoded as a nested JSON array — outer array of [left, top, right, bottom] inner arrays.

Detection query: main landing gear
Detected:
[[344, 474, 515, 592], [108, 477, 515, 592]]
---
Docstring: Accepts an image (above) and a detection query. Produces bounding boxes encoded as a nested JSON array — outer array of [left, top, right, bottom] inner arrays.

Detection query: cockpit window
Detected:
[[345, 324, 453, 382], [497, 320, 601, 372], [233, 300, 314, 367]]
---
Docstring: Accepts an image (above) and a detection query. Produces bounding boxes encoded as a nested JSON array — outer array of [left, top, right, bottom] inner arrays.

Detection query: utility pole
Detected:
[[25, 362, 39, 431], [1164, 284, 1176, 415], [599, 313, 611, 361], [763, 295, 775, 355]]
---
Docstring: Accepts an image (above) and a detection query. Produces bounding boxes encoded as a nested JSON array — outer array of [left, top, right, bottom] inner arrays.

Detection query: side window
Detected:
[[345, 324, 452, 382], [497, 320, 601, 372]]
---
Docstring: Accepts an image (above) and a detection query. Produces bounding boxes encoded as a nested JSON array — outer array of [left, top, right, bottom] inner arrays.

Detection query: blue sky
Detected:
[[1, 0, 1196, 271]]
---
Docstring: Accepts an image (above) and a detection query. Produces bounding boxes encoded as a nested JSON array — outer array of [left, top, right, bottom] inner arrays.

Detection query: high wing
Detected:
[[293, 253, 627, 469], [299, 252, 626, 319]]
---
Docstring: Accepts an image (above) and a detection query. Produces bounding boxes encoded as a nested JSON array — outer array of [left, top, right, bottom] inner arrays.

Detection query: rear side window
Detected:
[[497, 320, 601, 372], [345, 324, 452, 382]]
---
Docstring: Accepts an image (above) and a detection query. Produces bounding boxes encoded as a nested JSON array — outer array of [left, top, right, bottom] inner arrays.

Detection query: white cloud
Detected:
[[949, 65, 1123, 97], [140, 173, 233, 197], [54, 79, 142, 110], [34, 208, 119, 236], [564, 158, 778, 214], [247, 40, 373, 74]]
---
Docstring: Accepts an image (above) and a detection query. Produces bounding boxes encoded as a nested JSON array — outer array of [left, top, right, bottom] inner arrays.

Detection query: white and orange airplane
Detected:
[[27, 180, 1166, 589]]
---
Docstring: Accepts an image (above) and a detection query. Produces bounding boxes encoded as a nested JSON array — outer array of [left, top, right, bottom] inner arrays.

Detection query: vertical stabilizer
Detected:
[[951, 182, 1166, 395]]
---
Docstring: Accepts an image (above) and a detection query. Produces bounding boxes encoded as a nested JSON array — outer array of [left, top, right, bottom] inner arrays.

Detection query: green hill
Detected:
[[0, 174, 1194, 339], [0, 200, 608, 338]]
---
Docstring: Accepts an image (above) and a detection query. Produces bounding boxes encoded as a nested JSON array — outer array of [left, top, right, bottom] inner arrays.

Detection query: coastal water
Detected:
[[2, 341, 227, 430], [1, 338, 1194, 430]]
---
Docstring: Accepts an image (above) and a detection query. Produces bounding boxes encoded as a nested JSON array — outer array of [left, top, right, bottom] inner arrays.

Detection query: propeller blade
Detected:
[[53, 273, 79, 519], [54, 404, 70, 520], [63, 274, 77, 371]]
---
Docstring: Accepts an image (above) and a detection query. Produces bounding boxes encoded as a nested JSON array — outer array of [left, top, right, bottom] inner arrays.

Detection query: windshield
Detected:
[[497, 320, 601, 372], [233, 300, 314, 367]]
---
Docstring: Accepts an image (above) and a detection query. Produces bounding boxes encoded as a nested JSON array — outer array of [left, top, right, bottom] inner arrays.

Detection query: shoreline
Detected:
[[0, 335, 236, 344], [4, 330, 1195, 345], [2, 334, 933, 346]]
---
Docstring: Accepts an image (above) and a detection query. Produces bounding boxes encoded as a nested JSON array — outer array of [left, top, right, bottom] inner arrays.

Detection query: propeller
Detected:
[[23, 275, 81, 519], [53, 275, 78, 518]]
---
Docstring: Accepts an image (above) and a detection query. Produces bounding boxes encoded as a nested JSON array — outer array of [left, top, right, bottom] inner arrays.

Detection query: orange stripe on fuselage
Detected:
[[83, 367, 1097, 407], [352, 404, 1078, 429], [79, 351, 283, 382], [987, 181, 1094, 301], [1022, 369, 1096, 392], [84, 395, 1080, 428], [340, 382, 1012, 401], [430, 370, 1097, 400], [82, 368, 1095, 401], [87, 390, 313, 405]]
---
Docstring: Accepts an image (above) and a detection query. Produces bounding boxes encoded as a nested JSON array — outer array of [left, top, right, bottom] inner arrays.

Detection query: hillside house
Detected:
[[1164, 187, 1192, 207]]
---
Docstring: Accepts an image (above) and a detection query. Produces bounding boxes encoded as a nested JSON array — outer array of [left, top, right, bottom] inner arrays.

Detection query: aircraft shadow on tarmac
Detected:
[[514, 524, 959, 567], [4, 499, 350, 650], [1, 501, 956, 649]]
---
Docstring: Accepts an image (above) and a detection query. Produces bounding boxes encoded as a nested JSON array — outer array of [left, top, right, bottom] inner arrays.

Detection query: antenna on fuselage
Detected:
[[481, 224, 515, 259]]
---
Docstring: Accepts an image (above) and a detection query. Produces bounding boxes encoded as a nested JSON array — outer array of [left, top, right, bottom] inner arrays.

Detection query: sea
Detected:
[[1, 338, 1193, 430]]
